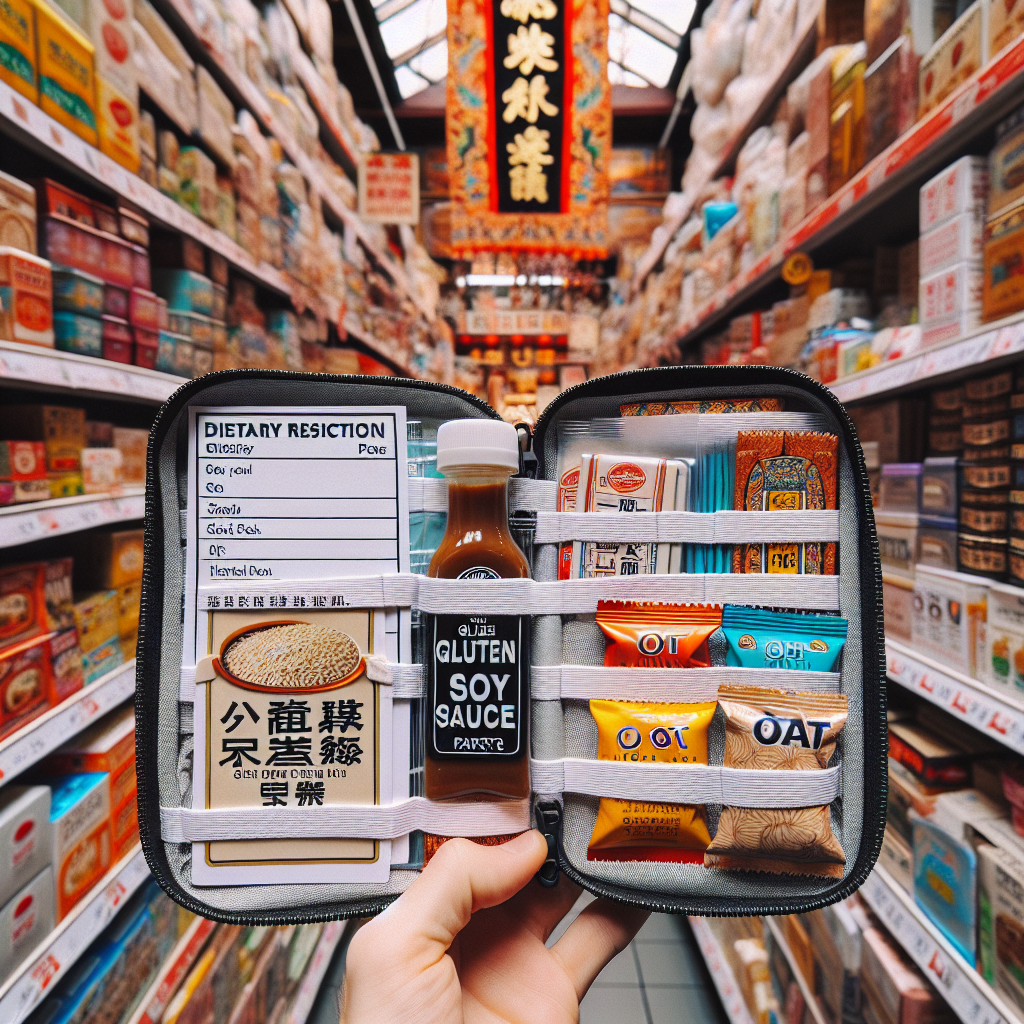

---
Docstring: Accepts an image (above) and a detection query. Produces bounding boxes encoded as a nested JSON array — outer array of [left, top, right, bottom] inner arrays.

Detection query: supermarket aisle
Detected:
[[554, 895, 729, 1024], [308, 897, 728, 1024]]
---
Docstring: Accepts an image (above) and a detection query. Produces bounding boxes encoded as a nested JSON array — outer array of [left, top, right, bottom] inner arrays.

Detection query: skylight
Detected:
[[372, 0, 688, 99]]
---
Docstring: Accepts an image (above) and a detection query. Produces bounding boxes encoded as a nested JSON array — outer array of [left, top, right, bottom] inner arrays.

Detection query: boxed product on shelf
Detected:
[[880, 463, 923, 512], [101, 313, 132, 363], [103, 282, 128, 319], [80, 446, 122, 492], [920, 156, 990, 233], [32, 0, 98, 146], [82, 632, 122, 682], [111, 426, 147, 485], [889, 719, 974, 788], [864, 36, 918, 162], [133, 325, 157, 368], [54, 309, 102, 356], [47, 625, 84, 703], [47, 771, 110, 920], [920, 211, 985, 277], [0, 633, 57, 738], [0, 439, 46, 482], [883, 572, 914, 641], [131, 9, 195, 137], [888, 756, 942, 842], [920, 457, 960, 519], [977, 841, 1024, 1014], [43, 557, 73, 632], [195, 66, 234, 169], [0, 785, 51, 909], [876, 510, 919, 579], [802, 897, 866, 1023], [918, 0, 987, 118], [152, 268, 213, 316], [829, 42, 868, 195], [982, 581, 1024, 693], [52, 265, 103, 315], [912, 789, 1006, 963], [982, 199, 1024, 321], [0, 561, 49, 647], [860, 923, 955, 1024], [71, 588, 118, 653], [0, 866, 54, 985], [0, 475, 49, 504], [0, 0, 36, 104], [0, 246, 53, 347], [0, 170, 37, 253], [880, 825, 915, 894], [919, 261, 984, 346], [178, 145, 217, 226], [911, 565, 988, 675], [990, 105, 1024, 216]]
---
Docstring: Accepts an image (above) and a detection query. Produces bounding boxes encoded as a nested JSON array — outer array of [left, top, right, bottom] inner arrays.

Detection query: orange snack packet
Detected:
[[597, 602, 723, 668]]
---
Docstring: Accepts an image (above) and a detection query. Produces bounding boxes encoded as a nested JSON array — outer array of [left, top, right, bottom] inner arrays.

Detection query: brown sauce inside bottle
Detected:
[[426, 468, 531, 800]]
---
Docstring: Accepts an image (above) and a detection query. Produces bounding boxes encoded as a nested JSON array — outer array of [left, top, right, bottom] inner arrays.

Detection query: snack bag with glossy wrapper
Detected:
[[721, 607, 848, 671], [597, 601, 722, 668], [733, 431, 838, 574], [588, 700, 717, 862], [705, 685, 848, 877], [556, 465, 579, 580], [569, 453, 688, 578]]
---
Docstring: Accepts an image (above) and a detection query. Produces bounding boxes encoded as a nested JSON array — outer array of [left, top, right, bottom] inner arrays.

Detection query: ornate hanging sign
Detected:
[[445, 0, 610, 257]]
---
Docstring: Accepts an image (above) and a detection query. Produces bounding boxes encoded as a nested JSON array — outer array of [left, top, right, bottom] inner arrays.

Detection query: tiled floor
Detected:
[[550, 894, 730, 1024]]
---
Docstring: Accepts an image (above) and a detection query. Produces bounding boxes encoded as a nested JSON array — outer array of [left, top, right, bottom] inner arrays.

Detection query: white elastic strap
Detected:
[[181, 657, 425, 701], [198, 574, 840, 614], [530, 759, 841, 808], [533, 510, 841, 545], [364, 654, 426, 698], [530, 665, 842, 701], [160, 797, 531, 842], [408, 476, 557, 514]]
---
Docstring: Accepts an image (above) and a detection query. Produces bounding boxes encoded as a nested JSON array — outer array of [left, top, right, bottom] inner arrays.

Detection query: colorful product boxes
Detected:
[[0, 0, 36, 103], [0, 246, 52, 346], [0, 784, 50, 909], [32, 0, 98, 146], [47, 772, 110, 920]]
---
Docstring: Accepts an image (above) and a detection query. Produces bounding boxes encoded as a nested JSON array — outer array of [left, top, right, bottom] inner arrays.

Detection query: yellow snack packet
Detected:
[[587, 700, 716, 863]]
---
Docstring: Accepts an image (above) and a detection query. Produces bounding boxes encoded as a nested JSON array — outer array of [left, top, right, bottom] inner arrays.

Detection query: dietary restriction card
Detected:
[[185, 407, 409, 885]]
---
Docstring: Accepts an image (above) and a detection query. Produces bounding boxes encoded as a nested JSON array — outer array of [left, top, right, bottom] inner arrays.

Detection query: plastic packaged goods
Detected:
[[596, 603, 722, 668], [689, 0, 751, 108], [587, 700, 716, 862], [720, 607, 848, 670], [705, 686, 849, 876]]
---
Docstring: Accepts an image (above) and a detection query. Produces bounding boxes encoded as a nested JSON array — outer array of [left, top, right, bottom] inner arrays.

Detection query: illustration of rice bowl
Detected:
[[214, 620, 364, 691]]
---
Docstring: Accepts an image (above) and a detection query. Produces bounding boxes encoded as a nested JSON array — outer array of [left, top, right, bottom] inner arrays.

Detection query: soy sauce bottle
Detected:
[[426, 419, 531, 800]]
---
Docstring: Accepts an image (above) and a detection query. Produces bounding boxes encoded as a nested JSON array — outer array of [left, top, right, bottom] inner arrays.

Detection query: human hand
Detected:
[[341, 830, 649, 1024]]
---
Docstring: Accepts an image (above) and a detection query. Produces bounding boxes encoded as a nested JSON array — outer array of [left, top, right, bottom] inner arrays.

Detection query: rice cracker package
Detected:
[[706, 686, 849, 877], [734, 431, 839, 574]]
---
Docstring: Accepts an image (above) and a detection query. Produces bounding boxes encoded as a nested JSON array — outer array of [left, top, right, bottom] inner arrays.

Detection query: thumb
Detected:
[[360, 831, 548, 966]]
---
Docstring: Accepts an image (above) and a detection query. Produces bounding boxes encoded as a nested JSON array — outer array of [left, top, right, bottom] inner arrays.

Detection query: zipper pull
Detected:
[[534, 800, 561, 887], [514, 423, 538, 479]]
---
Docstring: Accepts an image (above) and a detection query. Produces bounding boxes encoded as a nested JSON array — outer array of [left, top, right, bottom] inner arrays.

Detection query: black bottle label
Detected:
[[429, 613, 528, 758]]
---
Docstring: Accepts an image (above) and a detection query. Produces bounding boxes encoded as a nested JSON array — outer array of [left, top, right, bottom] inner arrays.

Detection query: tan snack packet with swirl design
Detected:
[[704, 685, 848, 878]]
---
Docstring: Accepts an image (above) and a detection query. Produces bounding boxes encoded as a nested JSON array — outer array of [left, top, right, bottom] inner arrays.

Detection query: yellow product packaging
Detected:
[[96, 75, 139, 172], [0, 0, 37, 102], [32, 0, 96, 145], [587, 700, 716, 863], [705, 685, 848, 877]]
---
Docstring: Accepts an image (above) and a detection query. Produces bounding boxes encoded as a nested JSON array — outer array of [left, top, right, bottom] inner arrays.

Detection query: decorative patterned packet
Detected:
[[620, 400, 784, 415], [597, 601, 723, 668], [733, 431, 838, 574], [704, 685, 848, 877], [721, 607, 847, 671], [568, 453, 688, 577], [587, 700, 717, 862]]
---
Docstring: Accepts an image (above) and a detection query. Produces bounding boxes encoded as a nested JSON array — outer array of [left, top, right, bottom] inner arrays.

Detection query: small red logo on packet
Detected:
[[606, 463, 646, 493]]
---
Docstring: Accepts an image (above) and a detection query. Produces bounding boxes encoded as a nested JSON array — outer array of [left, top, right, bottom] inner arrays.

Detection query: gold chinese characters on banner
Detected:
[[445, 0, 611, 257]]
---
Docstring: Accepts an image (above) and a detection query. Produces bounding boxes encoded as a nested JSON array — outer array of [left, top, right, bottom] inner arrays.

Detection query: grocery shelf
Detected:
[[829, 311, 1024, 403], [688, 917, 756, 1024], [644, 34, 1024, 362], [151, 0, 434, 326], [126, 917, 218, 1024], [284, 920, 349, 1024], [630, 7, 820, 291], [0, 80, 293, 300], [0, 660, 136, 787], [0, 340, 186, 403], [885, 638, 1024, 758], [861, 866, 1024, 1024], [763, 918, 828, 1024], [0, 846, 150, 1024], [343, 314, 415, 376], [0, 487, 146, 548]]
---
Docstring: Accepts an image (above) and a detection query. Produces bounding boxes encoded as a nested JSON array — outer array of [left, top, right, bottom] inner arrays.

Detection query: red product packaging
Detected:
[[100, 233, 134, 289], [47, 627, 83, 705], [1003, 762, 1024, 810], [133, 328, 158, 369], [103, 284, 129, 319], [131, 244, 150, 290], [43, 217, 105, 279], [0, 633, 54, 739], [0, 441, 47, 481], [0, 562, 48, 649], [888, 721, 972, 787], [129, 288, 160, 330], [102, 315, 133, 364], [35, 179, 95, 226]]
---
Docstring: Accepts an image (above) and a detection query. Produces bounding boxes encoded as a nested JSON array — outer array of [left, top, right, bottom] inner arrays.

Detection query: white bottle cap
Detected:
[[436, 419, 520, 472]]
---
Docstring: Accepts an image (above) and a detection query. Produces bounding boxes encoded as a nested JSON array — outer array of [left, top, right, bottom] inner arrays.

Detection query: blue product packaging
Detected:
[[52, 266, 104, 316], [721, 607, 848, 671], [150, 269, 214, 316], [53, 311, 102, 357], [702, 201, 738, 244]]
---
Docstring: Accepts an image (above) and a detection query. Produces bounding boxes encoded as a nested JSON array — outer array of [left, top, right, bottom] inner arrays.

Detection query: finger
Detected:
[[551, 897, 650, 999], [503, 872, 583, 942], [361, 831, 548, 966]]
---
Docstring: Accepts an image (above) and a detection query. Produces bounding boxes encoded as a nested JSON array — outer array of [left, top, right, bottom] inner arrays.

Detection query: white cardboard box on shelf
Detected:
[[919, 158, 989, 233], [919, 211, 985, 277], [912, 564, 989, 676], [981, 580, 1024, 696], [0, 867, 54, 986], [0, 787, 51, 910], [976, 842, 1024, 1017], [920, 261, 984, 325]]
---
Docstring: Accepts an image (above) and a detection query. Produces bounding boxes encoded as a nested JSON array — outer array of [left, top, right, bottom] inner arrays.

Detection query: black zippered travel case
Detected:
[[135, 365, 885, 924]]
